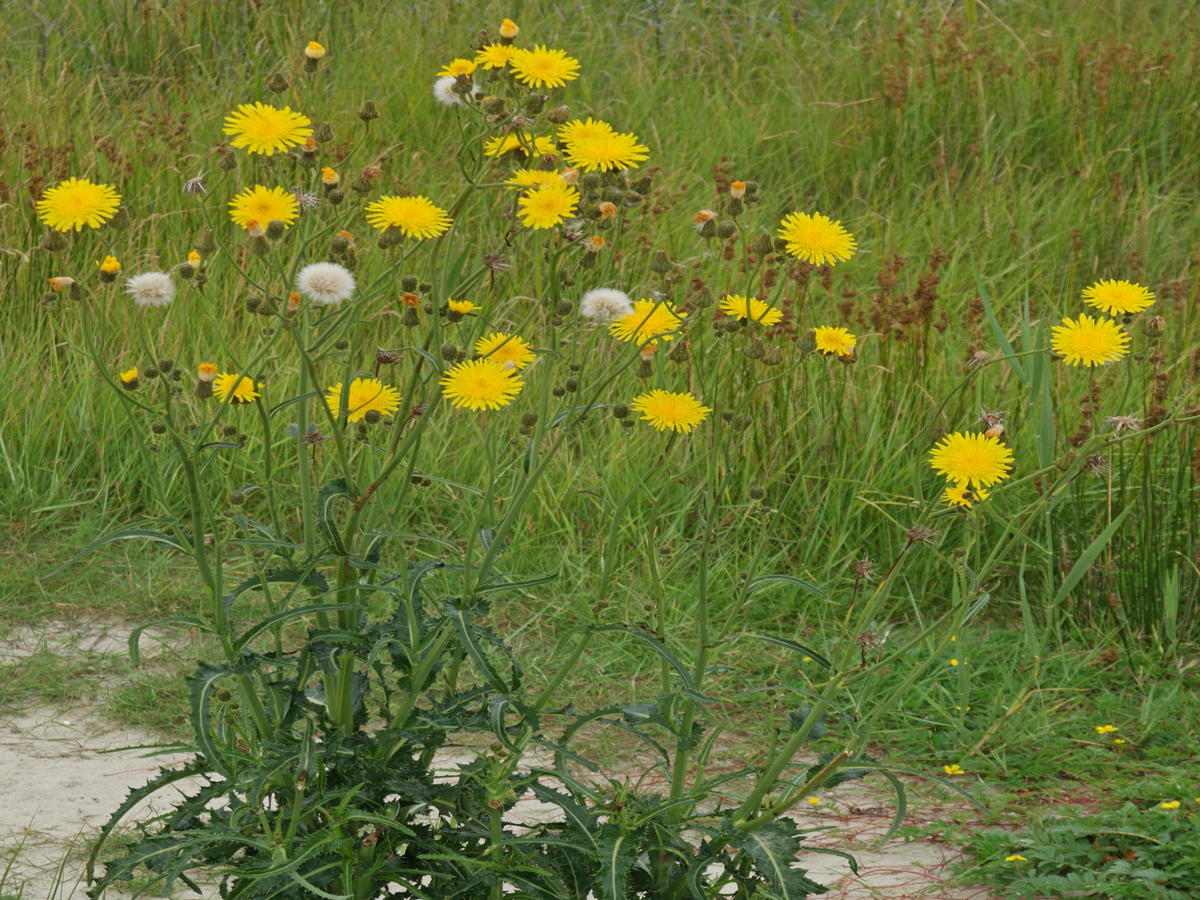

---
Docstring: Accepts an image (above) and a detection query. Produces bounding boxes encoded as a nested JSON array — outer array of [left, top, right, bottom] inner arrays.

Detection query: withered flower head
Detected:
[[375, 348, 401, 366], [905, 524, 938, 546], [1104, 415, 1142, 434], [852, 556, 878, 583]]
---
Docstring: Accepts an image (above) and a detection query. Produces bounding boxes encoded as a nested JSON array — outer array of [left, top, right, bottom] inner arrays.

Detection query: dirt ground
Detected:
[[0, 622, 1003, 899]]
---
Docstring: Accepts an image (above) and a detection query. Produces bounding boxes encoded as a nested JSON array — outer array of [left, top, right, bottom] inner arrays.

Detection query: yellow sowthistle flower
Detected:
[[447, 298, 479, 315], [812, 326, 857, 356], [37, 177, 121, 231], [475, 44, 517, 69], [499, 18, 519, 39], [506, 169, 565, 189], [565, 131, 650, 172], [719, 294, 783, 327], [942, 484, 989, 508], [305, 41, 326, 60], [630, 390, 711, 434], [325, 377, 401, 423], [365, 196, 452, 239], [440, 359, 523, 411], [609, 300, 687, 345], [1050, 314, 1130, 367], [509, 45, 580, 89], [1095, 724, 1118, 734], [929, 432, 1014, 490], [484, 133, 557, 158], [943, 764, 965, 776], [558, 117, 614, 146], [1082, 279, 1154, 316], [777, 212, 857, 266], [228, 185, 299, 230], [213, 373, 261, 405], [438, 58, 477, 78], [518, 182, 579, 229], [475, 332, 535, 369], [223, 102, 312, 156], [187, 250, 201, 266], [118, 367, 139, 389]]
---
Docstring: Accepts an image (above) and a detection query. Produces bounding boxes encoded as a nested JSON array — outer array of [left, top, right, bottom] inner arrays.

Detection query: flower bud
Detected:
[[177, 262, 195, 280], [401, 274, 418, 292], [630, 175, 653, 194], [635, 358, 654, 378], [797, 329, 818, 354], [245, 294, 262, 312], [555, 299, 573, 316], [378, 225, 403, 249], [266, 220, 287, 240], [500, 18, 519, 40], [762, 345, 783, 366], [151, 421, 167, 435], [744, 180, 759, 195], [1141, 315, 1165, 338], [217, 149, 237, 171], [248, 234, 271, 256], [43, 231, 69, 253], [749, 485, 766, 500], [335, 339, 350, 350], [650, 250, 672, 274], [441, 342, 461, 362], [725, 197, 743, 218], [328, 189, 345, 206], [518, 425, 534, 437], [668, 341, 690, 363], [222, 423, 238, 437], [552, 385, 567, 397], [267, 71, 289, 92], [364, 409, 382, 425], [357, 99, 379, 121], [1055, 450, 1077, 472], [546, 104, 571, 124], [525, 93, 548, 114], [143, 365, 160, 380], [699, 217, 718, 239], [716, 219, 737, 240], [581, 172, 601, 191], [565, 376, 579, 393], [521, 411, 539, 427], [330, 234, 349, 254], [158, 358, 175, 374], [743, 338, 765, 360], [418, 281, 432, 294], [482, 96, 506, 115], [752, 233, 774, 256], [402, 306, 420, 327]]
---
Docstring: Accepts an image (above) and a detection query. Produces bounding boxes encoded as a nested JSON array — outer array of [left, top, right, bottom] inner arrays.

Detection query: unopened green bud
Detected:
[[520, 411, 539, 427], [621, 418, 635, 430], [215, 689, 232, 702], [630, 175, 653, 194], [635, 358, 654, 378], [377, 226, 402, 249], [581, 172, 601, 191], [314, 121, 334, 142], [196, 228, 217, 255], [266, 71, 289, 93], [1055, 450, 1077, 472], [334, 338, 350, 351], [109, 206, 131, 230], [699, 218, 718, 239], [762, 345, 783, 366], [328, 189, 345, 206], [518, 425, 534, 437], [43, 231, 69, 253], [177, 262, 195, 280], [552, 385, 567, 397], [330, 234, 349, 254], [266, 220, 287, 240], [525, 93, 547, 114], [716, 219, 737, 240], [143, 365, 160, 379], [668, 341, 689, 363], [402, 306, 420, 327], [399, 274, 417, 292], [555, 299, 573, 316], [150, 421, 167, 435], [797, 330, 818, 354], [744, 180, 759, 195], [725, 198, 744, 218], [248, 234, 271, 256], [228, 490, 247, 506], [217, 149, 237, 171], [650, 250, 672, 273], [546, 104, 571, 124], [222, 423, 238, 436], [613, 403, 630, 419], [364, 409, 382, 425], [749, 486, 766, 500], [721, 410, 735, 422], [441, 342, 460, 362], [743, 338, 765, 360], [482, 96, 506, 115], [158, 358, 174, 374], [245, 294, 262, 312], [752, 233, 774, 256], [565, 376, 579, 393], [418, 281, 432, 294], [357, 99, 380, 121]]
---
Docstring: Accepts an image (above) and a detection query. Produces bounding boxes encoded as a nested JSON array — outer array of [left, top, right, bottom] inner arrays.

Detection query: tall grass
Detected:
[[2, 0, 1198, 642]]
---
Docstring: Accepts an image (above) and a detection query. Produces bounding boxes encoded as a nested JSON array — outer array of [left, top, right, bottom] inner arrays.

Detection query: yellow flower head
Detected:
[[98, 255, 121, 274], [213, 373, 261, 405], [1161, 801, 1181, 810], [48, 276, 75, 292], [1095, 724, 1118, 734], [438, 58, 477, 78], [223, 102, 312, 156], [518, 181, 579, 229], [558, 117, 614, 146], [1082, 279, 1154, 316], [321, 167, 339, 187], [806, 797, 821, 806], [365, 195, 452, 239], [37, 177, 121, 231], [1005, 855, 1027, 862], [228, 185, 299, 230], [325, 377, 401, 423], [609, 299, 687, 345], [942, 484, 988, 508], [484, 133, 557, 158], [475, 332, 535, 369], [440, 359, 523, 411], [119, 367, 138, 386], [305, 41, 326, 60], [943, 764, 965, 775], [777, 212, 857, 266], [812, 326, 857, 356], [198, 363, 218, 382], [1051, 314, 1131, 367], [509, 45, 580, 88], [566, 131, 650, 172], [475, 43, 517, 69], [187, 250, 201, 266], [448, 298, 479, 315], [720, 294, 783, 327], [506, 169, 565, 190], [630, 390, 711, 434], [929, 432, 1014, 490], [949, 658, 959, 666], [499, 18, 519, 39]]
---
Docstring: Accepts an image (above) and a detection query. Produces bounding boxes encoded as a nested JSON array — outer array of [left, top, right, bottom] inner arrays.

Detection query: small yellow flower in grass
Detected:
[[1094, 724, 1118, 735], [778, 212, 856, 266], [518, 182, 579, 229], [484, 133, 558, 158], [499, 18, 519, 39], [37, 177, 121, 231], [929, 432, 1014, 490], [509, 45, 580, 89], [214, 373, 260, 405], [1005, 855, 1027, 862], [812, 326, 857, 356], [949, 658, 959, 666], [610, 299, 687, 345], [229, 185, 298, 230], [566, 131, 650, 172], [943, 764, 965, 775], [98, 256, 121, 274], [1114, 738, 1126, 744], [438, 58, 477, 78], [1051, 314, 1130, 367], [447, 298, 479, 315], [223, 102, 312, 156], [1161, 801, 1181, 810], [630, 390, 711, 434], [1082, 279, 1154, 316], [475, 332, 535, 369], [506, 169, 565, 189], [321, 167, 340, 187], [197, 363, 218, 382], [943, 484, 988, 508], [719, 294, 783, 327], [305, 41, 326, 60], [325, 377, 401, 423], [365, 195, 452, 239], [558, 117, 614, 146], [440, 359, 523, 411], [475, 44, 517, 69], [119, 367, 139, 389], [187, 250, 201, 266], [807, 797, 821, 806]]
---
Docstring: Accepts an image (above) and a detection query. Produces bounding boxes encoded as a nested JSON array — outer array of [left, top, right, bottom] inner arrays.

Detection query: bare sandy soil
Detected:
[[0, 622, 1001, 899]]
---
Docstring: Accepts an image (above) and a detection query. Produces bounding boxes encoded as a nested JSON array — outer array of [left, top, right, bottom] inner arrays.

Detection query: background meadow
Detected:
[[2, 0, 1199, 837]]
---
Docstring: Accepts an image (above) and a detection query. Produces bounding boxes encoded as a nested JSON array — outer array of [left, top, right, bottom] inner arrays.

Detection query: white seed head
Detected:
[[297, 262, 355, 306], [580, 288, 634, 322], [433, 76, 465, 108], [125, 272, 176, 308]]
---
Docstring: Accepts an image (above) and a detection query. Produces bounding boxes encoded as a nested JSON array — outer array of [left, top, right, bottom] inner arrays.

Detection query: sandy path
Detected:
[[0, 622, 1001, 899]]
